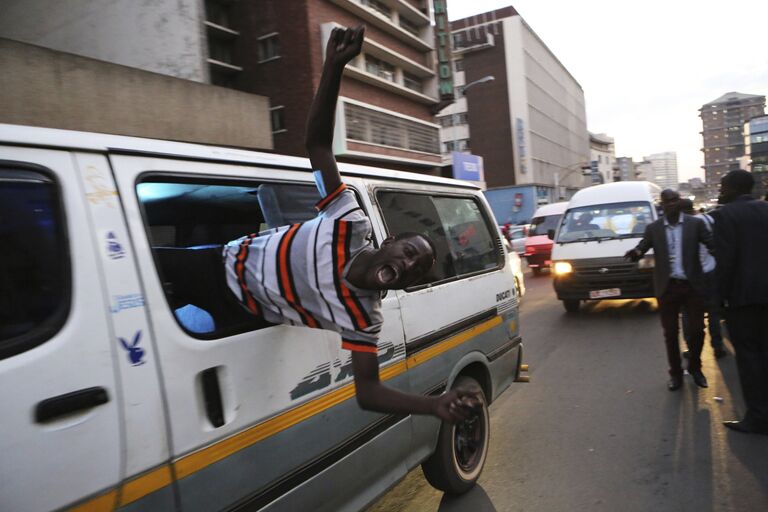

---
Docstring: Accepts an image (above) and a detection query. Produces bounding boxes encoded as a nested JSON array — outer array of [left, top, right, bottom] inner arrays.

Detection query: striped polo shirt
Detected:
[[223, 184, 383, 353]]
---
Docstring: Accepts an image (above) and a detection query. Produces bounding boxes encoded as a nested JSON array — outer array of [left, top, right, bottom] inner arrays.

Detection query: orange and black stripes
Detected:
[[276, 224, 320, 328], [315, 183, 347, 211], [332, 220, 372, 331], [341, 339, 378, 353], [235, 234, 260, 315]]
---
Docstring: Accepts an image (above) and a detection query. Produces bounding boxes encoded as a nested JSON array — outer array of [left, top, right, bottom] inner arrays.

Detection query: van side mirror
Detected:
[[547, 229, 555, 240]]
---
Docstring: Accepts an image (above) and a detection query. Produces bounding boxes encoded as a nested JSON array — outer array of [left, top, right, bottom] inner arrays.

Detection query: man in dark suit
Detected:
[[713, 170, 768, 435], [625, 189, 714, 391]]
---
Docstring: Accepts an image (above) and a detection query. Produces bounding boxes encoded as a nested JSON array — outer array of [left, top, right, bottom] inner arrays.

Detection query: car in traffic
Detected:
[[550, 181, 661, 312], [503, 238, 526, 299], [501, 223, 528, 255], [524, 202, 569, 276]]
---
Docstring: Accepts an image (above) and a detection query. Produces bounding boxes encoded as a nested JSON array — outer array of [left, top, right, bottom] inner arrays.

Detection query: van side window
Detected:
[[377, 191, 501, 285], [0, 167, 69, 359], [136, 177, 322, 338]]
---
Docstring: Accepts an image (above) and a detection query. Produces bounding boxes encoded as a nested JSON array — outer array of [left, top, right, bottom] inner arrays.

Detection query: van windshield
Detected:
[[556, 201, 653, 243], [528, 214, 561, 236]]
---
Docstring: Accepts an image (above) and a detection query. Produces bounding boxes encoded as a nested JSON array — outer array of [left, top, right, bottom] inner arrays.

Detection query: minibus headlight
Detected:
[[553, 261, 573, 275], [637, 255, 655, 269]]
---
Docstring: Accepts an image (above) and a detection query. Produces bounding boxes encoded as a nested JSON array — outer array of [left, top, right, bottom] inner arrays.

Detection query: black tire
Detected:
[[563, 299, 580, 313], [532, 267, 543, 276], [421, 376, 490, 495]]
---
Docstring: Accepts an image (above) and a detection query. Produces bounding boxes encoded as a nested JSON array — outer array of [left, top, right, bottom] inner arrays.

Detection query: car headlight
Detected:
[[553, 261, 573, 275], [637, 255, 655, 269]]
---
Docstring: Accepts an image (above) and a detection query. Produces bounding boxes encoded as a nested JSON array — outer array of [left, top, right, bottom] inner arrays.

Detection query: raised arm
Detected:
[[305, 26, 365, 193]]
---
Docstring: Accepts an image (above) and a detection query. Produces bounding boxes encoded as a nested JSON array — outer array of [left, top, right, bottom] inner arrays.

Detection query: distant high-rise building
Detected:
[[441, 7, 589, 199], [700, 92, 766, 186], [635, 160, 652, 182], [744, 114, 768, 198], [644, 152, 679, 190], [615, 157, 637, 182]]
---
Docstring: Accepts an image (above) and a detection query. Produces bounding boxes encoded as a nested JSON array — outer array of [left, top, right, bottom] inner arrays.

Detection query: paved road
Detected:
[[367, 269, 768, 512]]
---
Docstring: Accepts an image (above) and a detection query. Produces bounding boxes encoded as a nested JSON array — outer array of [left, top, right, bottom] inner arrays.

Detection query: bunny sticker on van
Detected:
[[119, 331, 145, 366]]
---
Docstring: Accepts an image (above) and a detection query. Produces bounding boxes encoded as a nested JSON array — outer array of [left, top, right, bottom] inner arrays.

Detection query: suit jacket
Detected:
[[712, 196, 768, 307], [634, 214, 713, 298]]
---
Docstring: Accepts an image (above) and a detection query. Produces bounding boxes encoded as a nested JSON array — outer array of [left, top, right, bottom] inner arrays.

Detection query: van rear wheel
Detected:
[[563, 299, 580, 313], [421, 376, 490, 495]]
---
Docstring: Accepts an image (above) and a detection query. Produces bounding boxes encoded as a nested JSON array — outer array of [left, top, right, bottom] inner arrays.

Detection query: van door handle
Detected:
[[35, 387, 110, 423], [201, 368, 225, 428]]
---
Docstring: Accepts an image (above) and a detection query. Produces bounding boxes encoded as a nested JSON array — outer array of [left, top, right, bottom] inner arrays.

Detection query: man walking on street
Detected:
[[625, 189, 714, 391], [713, 170, 768, 435], [679, 199, 727, 359]]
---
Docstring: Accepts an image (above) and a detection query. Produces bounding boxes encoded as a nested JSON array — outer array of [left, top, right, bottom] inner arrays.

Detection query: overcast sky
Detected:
[[447, 0, 768, 182]]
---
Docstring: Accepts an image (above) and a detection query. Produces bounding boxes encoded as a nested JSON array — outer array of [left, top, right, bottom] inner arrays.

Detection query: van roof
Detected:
[[566, 181, 661, 209], [0, 123, 477, 189], [532, 201, 569, 217]]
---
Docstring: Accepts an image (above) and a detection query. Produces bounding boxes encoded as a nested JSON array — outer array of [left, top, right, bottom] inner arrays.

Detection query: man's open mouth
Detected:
[[376, 264, 400, 284]]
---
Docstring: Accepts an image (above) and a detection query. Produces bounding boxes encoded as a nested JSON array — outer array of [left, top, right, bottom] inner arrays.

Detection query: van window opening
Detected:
[[557, 201, 654, 243], [136, 177, 325, 339], [376, 191, 502, 287], [0, 167, 70, 360]]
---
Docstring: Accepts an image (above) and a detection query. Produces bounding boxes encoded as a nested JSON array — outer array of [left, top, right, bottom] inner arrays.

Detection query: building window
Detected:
[[270, 106, 285, 133], [345, 102, 440, 154], [362, 0, 392, 19], [454, 59, 464, 72], [399, 16, 420, 36], [205, 0, 233, 28], [365, 55, 395, 82], [403, 72, 423, 92], [209, 37, 235, 64], [453, 32, 463, 45], [257, 34, 280, 62]]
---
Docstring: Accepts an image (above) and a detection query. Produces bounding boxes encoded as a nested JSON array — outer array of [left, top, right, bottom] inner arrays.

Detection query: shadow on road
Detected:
[[438, 484, 496, 512]]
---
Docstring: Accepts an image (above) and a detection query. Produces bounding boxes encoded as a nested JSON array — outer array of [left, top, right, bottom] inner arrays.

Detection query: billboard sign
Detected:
[[433, 0, 454, 100], [452, 152, 484, 182]]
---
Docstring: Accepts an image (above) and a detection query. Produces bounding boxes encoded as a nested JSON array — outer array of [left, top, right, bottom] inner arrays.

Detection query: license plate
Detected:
[[589, 288, 621, 299]]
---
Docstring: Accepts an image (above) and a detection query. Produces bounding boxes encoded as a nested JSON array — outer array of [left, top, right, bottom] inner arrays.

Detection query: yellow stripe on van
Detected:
[[406, 316, 502, 368], [66, 490, 117, 512], [174, 360, 407, 480], [118, 464, 173, 506]]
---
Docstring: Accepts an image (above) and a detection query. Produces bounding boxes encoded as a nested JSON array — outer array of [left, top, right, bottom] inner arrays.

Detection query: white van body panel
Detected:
[[0, 123, 522, 511], [531, 201, 568, 219], [0, 147, 122, 512]]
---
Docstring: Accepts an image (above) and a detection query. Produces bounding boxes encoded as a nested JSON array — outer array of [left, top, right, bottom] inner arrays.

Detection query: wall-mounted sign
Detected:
[[452, 152, 484, 182], [515, 118, 527, 174], [434, 0, 454, 100]]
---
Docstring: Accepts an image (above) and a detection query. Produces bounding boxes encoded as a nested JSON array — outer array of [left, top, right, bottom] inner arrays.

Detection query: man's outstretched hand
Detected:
[[434, 388, 483, 424], [624, 248, 641, 262], [326, 25, 365, 69]]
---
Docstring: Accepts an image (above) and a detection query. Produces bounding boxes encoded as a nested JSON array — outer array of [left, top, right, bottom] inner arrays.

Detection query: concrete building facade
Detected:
[[615, 156, 638, 182], [700, 91, 766, 186], [446, 7, 589, 200], [644, 151, 679, 190], [0, 0, 450, 172], [589, 133, 615, 185]]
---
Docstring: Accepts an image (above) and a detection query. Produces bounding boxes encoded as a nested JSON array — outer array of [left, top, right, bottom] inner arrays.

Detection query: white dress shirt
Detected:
[[663, 215, 686, 279]]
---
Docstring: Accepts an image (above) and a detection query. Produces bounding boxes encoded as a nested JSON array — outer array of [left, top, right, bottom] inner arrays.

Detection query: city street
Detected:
[[368, 267, 768, 512]]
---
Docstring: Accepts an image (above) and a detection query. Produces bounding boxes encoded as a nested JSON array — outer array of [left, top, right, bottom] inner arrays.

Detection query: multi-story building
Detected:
[[700, 92, 766, 186], [615, 157, 637, 182], [1, 0, 452, 173], [589, 133, 615, 184], [644, 152, 679, 190], [744, 114, 768, 198], [442, 7, 589, 200], [634, 160, 652, 182], [0, 0, 274, 148]]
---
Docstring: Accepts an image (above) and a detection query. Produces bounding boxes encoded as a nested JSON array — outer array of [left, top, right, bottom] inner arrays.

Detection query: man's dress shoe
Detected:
[[723, 420, 768, 435], [690, 370, 708, 388], [668, 376, 683, 391]]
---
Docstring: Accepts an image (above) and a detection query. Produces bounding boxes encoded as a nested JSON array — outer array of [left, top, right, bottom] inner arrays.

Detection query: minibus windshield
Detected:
[[556, 201, 653, 243]]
